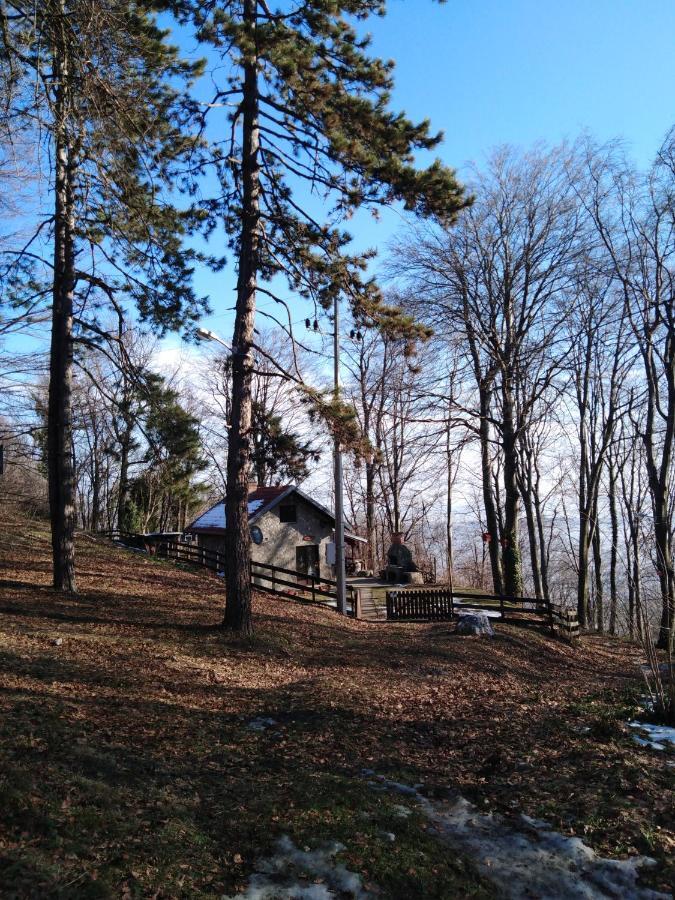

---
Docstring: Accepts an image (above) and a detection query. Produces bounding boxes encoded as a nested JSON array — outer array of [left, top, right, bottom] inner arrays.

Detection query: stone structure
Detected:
[[185, 485, 366, 582], [383, 531, 420, 583]]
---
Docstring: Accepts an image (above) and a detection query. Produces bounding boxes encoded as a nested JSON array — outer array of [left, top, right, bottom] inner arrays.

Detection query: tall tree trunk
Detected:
[[608, 456, 618, 635], [532, 459, 550, 599], [91, 434, 101, 533], [518, 439, 542, 599], [633, 528, 643, 641], [365, 458, 376, 570], [501, 378, 522, 596], [653, 487, 674, 647], [592, 497, 604, 632], [223, 0, 259, 634], [47, 13, 77, 593], [117, 409, 133, 531], [478, 386, 503, 594], [641, 341, 674, 647], [446, 422, 457, 593]]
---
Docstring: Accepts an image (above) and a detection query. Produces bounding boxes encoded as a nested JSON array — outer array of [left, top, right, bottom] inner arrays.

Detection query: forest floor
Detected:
[[0, 504, 673, 899]]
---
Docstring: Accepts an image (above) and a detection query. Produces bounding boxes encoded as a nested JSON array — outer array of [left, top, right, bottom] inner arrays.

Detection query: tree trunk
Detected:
[[532, 460, 550, 600], [117, 411, 133, 531], [478, 387, 503, 594], [365, 458, 376, 570], [518, 439, 542, 599], [47, 13, 77, 593], [91, 433, 101, 533], [223, 0, 259, 635], [446, 423, 456, 594], [501, 379, 522, 596], [592, 497, 604, 632], [640, 341, 674, 648], [653, 488, 674, 648], [608, 457, 618, 635]]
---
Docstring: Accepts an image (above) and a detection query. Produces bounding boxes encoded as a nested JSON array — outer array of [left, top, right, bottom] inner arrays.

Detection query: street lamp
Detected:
[[332, 294, 347, 616], [196, 326, 232, 351], [304, 302, 355, 616]]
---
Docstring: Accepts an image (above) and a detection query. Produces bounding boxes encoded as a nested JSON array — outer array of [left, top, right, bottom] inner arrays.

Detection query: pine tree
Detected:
[[251, 401, 319, 486], [181, 0, 469, 633], [131, 381, 206, 532], [0, 1, 208, 592]]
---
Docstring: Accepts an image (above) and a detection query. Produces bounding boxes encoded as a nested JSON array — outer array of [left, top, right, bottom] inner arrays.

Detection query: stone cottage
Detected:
[[185, 485, 366, 581]]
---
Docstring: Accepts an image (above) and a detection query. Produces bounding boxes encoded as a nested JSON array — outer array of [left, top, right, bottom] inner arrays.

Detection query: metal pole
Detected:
[[333, 294, 347, 615]]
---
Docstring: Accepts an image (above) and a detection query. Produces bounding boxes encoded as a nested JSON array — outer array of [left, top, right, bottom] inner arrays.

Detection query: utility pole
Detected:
[[333, 294, 347, 615]]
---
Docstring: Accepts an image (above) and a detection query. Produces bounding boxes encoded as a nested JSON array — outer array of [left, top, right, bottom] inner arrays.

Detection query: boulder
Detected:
[[455, 612, 494, 637], [406, 571, 425, 585]]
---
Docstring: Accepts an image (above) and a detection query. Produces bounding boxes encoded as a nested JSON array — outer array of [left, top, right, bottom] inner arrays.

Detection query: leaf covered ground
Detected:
[[0, 505, 673, 898]]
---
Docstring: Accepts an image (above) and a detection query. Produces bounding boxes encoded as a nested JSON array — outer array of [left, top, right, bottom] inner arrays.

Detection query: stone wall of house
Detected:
[[194, 496, 335, 582]]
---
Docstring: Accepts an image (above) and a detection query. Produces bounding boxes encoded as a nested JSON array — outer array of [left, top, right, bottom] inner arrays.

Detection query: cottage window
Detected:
[[279, 503, 297, 523]]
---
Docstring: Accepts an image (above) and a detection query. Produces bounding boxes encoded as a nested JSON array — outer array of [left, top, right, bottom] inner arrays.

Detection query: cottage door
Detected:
[[296, 545, 320, 578]]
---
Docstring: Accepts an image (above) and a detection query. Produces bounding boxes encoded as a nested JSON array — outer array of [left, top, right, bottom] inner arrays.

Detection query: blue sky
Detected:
[[372, 0, 675, 169], [185, 0, 675, 349], [6, 1, 675, 361]]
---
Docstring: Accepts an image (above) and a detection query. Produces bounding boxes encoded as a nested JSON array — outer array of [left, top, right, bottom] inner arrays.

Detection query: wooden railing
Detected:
[[251, 559, 336, 601], [100, 531, 356, 615], [160, 540, 226, 573], [386, 586, 579, 641]]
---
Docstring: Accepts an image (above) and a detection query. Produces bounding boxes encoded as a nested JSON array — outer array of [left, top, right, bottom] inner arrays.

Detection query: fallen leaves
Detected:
[[0, 503, 672, 897]]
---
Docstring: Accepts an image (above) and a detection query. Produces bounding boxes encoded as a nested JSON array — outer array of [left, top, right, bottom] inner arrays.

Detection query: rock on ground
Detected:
[[456, 612, 494, 636]]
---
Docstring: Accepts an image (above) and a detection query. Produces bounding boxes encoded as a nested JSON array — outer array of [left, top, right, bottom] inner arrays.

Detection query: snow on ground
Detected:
[[628, 721, 675, 751], [455, 607, 502, 619], [367, 775, 670, 900], [247, 716, 279, 732], [223, 836, 373, 899]]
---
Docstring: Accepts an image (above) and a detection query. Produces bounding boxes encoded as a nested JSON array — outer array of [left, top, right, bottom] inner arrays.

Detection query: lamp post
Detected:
[[333, 295, 347, 616]]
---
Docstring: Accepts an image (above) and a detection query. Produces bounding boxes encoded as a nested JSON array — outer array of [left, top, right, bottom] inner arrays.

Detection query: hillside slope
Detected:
[[0, 506, 672, 898]]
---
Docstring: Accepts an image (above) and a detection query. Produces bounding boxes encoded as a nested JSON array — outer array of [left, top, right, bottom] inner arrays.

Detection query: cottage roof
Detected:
[[185, 484, 367, 543]]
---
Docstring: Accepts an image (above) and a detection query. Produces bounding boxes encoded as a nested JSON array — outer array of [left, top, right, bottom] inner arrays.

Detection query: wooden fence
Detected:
[[101, 531, 357, 615], [100, 531, 578, 637], [160, 540, 226, 573], [386, 586, 580, 641]]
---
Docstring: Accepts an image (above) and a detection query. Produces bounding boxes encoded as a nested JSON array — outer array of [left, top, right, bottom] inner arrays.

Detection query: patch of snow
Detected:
[[628, 721, 675, 751], [369, 777, 669, 900], [455, 607, 501, 619], [247, 717, 279, 732], [113, 541, 147, 554], [192, 502, 225, 529], [190, 499, 266, 530], [223, 835, 373, 899], [391, 804, 412, 819]]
